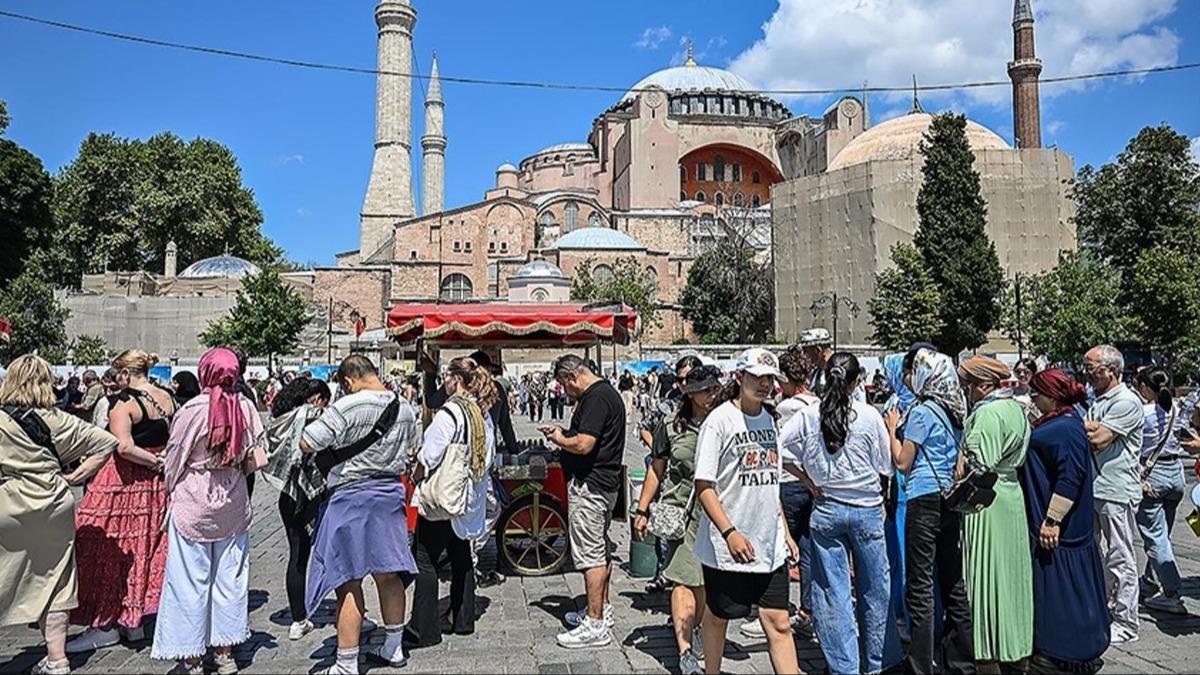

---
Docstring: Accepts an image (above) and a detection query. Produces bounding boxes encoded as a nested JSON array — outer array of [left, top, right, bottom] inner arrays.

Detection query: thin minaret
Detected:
[[1008, 0, 1043, 148], [359, 0, 417, 258], [421, 52, 446, 216]]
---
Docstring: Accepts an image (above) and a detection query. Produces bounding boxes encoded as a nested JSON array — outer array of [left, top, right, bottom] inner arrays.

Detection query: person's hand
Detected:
[[798, 471, 823, 498], [544, 426, 567, 446], [1183, 437, 1200, 456], [633, 513, 649, 540], [785, 535, 799, 564], [1039, 522, 1060, 549], [417, 349, 437, 374], [954, 453, 965, 481], [886, 408, 901, 435], [725, 530, 756, 564]]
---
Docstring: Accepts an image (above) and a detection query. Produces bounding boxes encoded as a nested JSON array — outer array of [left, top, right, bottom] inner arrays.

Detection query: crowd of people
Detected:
[[1, 335, 1199, 675]]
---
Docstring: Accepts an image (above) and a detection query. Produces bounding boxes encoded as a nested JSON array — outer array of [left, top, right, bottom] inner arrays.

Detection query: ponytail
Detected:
[[1136, 366, 1173, 412], [447, 357, 499, 411], [819, 352, 862, 452]]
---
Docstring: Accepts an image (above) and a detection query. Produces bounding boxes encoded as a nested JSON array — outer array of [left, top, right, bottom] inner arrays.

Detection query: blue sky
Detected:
[[1, 0, 1197, 265]]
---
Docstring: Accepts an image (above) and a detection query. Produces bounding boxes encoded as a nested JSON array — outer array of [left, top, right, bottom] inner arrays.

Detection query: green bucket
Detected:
[[627, 469, 658, 578]]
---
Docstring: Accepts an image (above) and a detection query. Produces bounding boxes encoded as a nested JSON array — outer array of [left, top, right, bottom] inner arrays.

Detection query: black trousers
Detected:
[[905, 493, 976, 675], [529, 398, 544, 422], [408, 517, 476, 646], [278, 491, 314, 622]]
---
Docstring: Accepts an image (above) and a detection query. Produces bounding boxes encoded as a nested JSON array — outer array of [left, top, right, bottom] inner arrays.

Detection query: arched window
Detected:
[[532, 289, 549, 303], [563, 201, 579, 232], [752, 194, 761, 208], [714, 154, 725, 182], [697, 163, 707, 181], [592, 264, 614, 287], [733, 192, 745, 207], [732, 164, 742, 181], [588, 212, 603, 228], [643, 266, 658, 288], [538, 211, 557, 228], [714, 192, 725, 207], [752, 170, 761, 184], [680, 191, 688, 202], [440, 273, 472, 301], [695, 191, 706, 203], [680, 165, 687, 182]]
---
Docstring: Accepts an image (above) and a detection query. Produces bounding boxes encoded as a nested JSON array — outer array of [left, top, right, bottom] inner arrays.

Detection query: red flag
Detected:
[[354, 317, 366, 338]]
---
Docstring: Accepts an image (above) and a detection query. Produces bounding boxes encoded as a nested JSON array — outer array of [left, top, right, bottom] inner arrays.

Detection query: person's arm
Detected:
[[108, 399, 163, 469], [300, 405, 345, 454], [1085, 421, 1118, 451], [696, 480, 755, 563], [493, 396, 518, 454], [1038, 431, 1086, 550], [50, 412, 119, 485], [632, 457, 667, 540], [546, 428, 597, 455], [779, 410, 823, 496], [418, 409, 457, 472]]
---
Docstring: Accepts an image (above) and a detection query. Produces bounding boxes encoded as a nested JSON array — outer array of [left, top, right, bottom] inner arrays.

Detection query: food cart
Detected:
[[387, 302, 638, 576]]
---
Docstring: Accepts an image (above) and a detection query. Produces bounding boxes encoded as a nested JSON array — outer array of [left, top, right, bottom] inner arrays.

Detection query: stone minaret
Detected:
[[359, 0, 417, 258], [1008, 0, 1042, 148], [421, 52, 446, 216], [164, 240, 177, 278]]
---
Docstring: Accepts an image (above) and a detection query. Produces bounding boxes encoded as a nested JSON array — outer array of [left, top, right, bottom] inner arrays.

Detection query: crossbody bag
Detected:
[[917, 400, 1019, 514], [648, 418, 705, 541], [1140, 404, 1179, 490], [314, 395, 401, 478], [1, 405, 63, 469]]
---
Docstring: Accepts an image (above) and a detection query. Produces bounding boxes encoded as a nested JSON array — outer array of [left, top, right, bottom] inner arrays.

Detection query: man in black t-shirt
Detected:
[[543, 354, 625, 649]]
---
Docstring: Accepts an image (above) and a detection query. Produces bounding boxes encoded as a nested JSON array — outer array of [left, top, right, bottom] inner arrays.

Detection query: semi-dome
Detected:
[[513, 259, 566, 279], [621, 65, 756, 104], [549, 227, 643, 251], [178, 254, 261, 279], [827, 112, 1011, 172], [496, 162, 518, 173], [535, 142, 594, 156]]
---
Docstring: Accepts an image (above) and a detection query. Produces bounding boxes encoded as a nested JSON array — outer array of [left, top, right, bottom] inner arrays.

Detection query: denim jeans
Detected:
[[809, 498, 890, 675], [1136, 459, 1185, 596], [781, 481, 813, 612], [905, 493, 975, 674]]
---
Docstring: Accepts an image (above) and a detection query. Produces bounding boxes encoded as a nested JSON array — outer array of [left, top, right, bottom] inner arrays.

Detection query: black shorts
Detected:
[[702, 564, 790, 620]]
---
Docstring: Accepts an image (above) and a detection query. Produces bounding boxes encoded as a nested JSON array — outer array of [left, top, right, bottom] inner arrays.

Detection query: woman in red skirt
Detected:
[[66, 349, 178, 653]]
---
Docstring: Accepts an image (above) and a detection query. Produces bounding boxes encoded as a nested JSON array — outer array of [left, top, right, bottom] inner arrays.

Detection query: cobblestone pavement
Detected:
[[4, 412, 1200, 673]]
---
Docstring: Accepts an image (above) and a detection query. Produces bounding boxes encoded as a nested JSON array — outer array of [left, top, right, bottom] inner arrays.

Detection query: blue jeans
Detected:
[[810, 498, 891, 675], [781, 481, 813, 612], [1136, 459, 1185, 595]]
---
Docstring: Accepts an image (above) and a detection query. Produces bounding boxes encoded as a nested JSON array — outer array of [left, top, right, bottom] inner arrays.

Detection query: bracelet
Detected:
[[721, 526, 737, 540], [633, 508, 649, 518]]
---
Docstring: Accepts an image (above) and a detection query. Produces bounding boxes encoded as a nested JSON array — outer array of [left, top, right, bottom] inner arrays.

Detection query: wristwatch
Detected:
[[633, 507, 649, 518], [1044, 516, 1061, 527]]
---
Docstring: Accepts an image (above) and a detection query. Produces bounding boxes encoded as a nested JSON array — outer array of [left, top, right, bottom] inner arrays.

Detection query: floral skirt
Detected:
[[71, 449, 169, 629]]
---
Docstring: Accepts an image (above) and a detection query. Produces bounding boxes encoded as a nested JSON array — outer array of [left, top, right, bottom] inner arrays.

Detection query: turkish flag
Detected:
[[354, 317, 366, 338]]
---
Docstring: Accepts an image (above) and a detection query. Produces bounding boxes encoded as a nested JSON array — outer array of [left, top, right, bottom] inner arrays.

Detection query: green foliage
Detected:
[[868, 243, 945, 351], [0, 101, 10, 136], [1000, 252, 1131, 365], [1126, 246, 1200, 366], [1075, 124, 1200, 283], [51, 132, 281, 285], [200, 267, 309, 363], [71, 334, 110, 365], [911, 113, 1005, 356], [0, 267, 71, 363], [0, 135, 55, 284], [680, 245, 774, 344], [570, 256, 660, 331]]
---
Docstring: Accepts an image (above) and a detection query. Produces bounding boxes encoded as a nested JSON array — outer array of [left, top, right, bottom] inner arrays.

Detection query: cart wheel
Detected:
[[495, 491, 569, 576]]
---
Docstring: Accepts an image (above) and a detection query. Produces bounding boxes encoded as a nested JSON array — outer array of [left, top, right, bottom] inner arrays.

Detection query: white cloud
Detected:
[[1192, 137, 1200, 164], [634, 26, 672, 50], [728, 0, 1181, 108], [296, 207, 312, 218], [1046, 120, 1066, 135], [272, 153, 305, 166], [670, 35, 729, 66]]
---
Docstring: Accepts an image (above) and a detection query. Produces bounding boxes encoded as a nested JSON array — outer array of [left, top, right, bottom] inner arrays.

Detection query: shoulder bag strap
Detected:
[[1140, 404, 1178, 480], [912, 401, 953, 492], [315, 395, 401, 477], [1, 406, 64, 470]]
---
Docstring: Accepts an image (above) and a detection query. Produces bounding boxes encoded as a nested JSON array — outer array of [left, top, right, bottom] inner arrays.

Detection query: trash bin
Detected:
[[627, 469, 658, 578]]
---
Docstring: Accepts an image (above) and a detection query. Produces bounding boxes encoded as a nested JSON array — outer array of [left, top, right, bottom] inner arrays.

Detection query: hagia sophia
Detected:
[[66, 0, 1075, 357]]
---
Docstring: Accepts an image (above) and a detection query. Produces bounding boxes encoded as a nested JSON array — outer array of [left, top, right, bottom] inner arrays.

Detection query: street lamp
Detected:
[[169, 349, 179, 367], [809, 292, 860, 351]]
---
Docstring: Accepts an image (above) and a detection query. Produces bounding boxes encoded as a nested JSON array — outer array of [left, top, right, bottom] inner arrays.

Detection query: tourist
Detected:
[[549, 377, 566, 421], [632, 365, 723, 674], [957, 355, 1033, 668], [0, 355, 120, 675], [260, 377, 332, 640], [693, 348, 799, 675], [518, 374, 529, 416], [528, 372, 547, 422], [799, 328, 833, 395], [89, 368, 121, 429], [74, 370, 103, 421], [300, 355, 421, 673], [1133, 366, 1188, 614], [543, 354, 625, 649], [886, 347, 975, 674], [170, 371, 202, 406], [69, 350, 177, 653], [406, 357, 497, 648], [619, 369, 636, 420], [1013, 357, 1040, 421], [782, 352, 892, 674], [1021, 369, 1110, 673], [151, 348, 265, 673], [1082, 345, 1144, 645]]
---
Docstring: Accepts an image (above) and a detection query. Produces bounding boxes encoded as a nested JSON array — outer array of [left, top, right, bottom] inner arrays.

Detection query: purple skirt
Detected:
[[305, 478, 417, 617]]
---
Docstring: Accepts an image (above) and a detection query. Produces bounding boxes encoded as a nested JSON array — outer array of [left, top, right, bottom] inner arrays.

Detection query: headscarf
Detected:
[[911, 348, 969, 427], [883, 353, 915, 414], [198, 347, 248, 468], [957, 356, 1011, 385], [1029, 369, 1087, 428]]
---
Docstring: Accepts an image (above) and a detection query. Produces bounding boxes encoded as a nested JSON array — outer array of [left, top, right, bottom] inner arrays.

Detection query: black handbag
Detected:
[[916, 401, 1013, 515]]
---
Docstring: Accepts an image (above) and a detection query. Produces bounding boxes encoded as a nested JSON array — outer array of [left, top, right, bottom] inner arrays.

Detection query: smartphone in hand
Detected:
[[538, 425, 555, 437]]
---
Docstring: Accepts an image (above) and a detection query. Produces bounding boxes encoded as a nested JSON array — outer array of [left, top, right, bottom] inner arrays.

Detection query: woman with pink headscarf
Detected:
[[151, 348, 264, 674]]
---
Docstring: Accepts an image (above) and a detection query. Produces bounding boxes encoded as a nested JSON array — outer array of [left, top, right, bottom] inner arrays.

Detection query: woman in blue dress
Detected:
[[1020, 369, 1110, 673]]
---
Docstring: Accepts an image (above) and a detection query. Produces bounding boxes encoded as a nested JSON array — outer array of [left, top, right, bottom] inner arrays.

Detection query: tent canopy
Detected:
[[386, 303, 638, 346]]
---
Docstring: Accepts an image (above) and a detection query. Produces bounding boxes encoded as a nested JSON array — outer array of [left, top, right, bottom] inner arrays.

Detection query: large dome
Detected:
[[827, 112, 1011, 172], [178, 254, 261, 279], [549, 228, 643, 251], [621, 65, 756, 104]]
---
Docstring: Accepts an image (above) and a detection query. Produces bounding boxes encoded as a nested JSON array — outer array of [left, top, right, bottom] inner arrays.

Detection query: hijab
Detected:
[[1029, 369, 1087, 429], [198, 347, 248, 468], [911, 348, 969, 427], [883, 353, 915, 414]]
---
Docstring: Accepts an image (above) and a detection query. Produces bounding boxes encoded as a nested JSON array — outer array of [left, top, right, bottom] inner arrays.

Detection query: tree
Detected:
[[0, 103, 56, 285], [1000, 251, 1131, 365], [71, 334, 110, 366], [1126, 246, 1200, 366], [868, 243, 944, 350], [911, 113, 1006, 356], [680, 245, 774, 344], [0, 101, 10, 136], [51, 132, 281, 285], [200, 268, 309, 367], [1075, 124, 1200, 283], [570, 256, 660, 331], [0, 267, 71, 363]]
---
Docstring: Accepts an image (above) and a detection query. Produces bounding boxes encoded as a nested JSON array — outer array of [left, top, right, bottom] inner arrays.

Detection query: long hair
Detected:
[[113, 349, 158, 375], [448, 356, 499, 411], [270, 377, 332, 417], [819, 352, 862, 452], [1136, 366, 1173, 412], [0, 354, 57, 409], [674, 365, 722, 434]]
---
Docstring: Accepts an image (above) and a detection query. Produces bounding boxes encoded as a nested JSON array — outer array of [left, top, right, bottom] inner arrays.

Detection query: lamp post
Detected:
[[169, 349, 179, 368], [809, 292, 860, 351]]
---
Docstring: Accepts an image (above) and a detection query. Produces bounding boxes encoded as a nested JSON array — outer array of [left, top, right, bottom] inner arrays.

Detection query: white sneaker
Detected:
[[317, 663, 358, 675], [1144, 595, 1188, 615], [739, 619, 765, 639], [214, 652, 238, 675], [1111, 625, 1139, 645], [360, 616, 378, 633], [565, 603, 614, 628], [364, 642, 408, 668], [64, 627, 120, 654], [679, 648, 703, 675], [289, 619, 315, 641], [31, 658, 70, 675], [556, 616, 612, 649], [692, 625, 704, 659]]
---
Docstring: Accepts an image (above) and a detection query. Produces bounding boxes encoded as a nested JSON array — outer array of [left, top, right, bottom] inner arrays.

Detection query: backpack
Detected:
[[417, 400, 483, 521]]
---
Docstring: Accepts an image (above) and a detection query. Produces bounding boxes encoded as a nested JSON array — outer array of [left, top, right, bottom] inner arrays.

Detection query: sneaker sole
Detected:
[[364, 652, 408, 668], [556, 637, 613, 649], [65, 638, 120, 654]]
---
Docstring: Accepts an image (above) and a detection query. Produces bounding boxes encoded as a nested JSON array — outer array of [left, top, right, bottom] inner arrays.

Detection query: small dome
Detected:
[[178, 254, 261, 279], [621, 65, 757, 104], [497, 162, 518, 173], [549, 228, 643, 251], [827, 112, 1011, 172], [535, 142, 594, 156], [513, 259, 566, 279]]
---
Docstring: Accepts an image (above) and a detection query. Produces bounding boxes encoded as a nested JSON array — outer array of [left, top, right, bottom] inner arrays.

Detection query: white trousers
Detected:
[[151, 519, 250, 660], [1094, 498, 1139, 633]]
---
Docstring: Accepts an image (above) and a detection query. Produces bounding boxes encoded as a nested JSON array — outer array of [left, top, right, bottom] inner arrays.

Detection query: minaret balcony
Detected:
[[1007, 58, 1043, 76]]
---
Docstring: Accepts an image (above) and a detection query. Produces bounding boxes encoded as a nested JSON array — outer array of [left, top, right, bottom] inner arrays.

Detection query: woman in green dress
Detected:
[[957, 356, 1033, 669]]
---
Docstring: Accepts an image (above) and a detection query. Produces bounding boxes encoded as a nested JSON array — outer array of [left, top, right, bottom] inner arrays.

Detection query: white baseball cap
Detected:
[[800, 328, 832, 347], [734, 348, 783, 379]]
